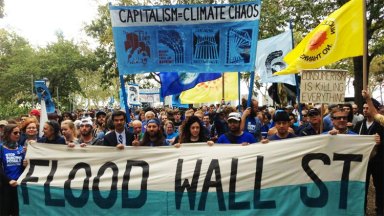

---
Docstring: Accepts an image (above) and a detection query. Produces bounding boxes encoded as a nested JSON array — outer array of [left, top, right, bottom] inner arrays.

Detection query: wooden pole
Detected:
[[362, 0, 368, 90]]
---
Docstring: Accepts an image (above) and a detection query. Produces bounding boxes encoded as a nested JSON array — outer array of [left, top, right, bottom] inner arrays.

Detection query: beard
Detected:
[[81, 130, 92, 137]]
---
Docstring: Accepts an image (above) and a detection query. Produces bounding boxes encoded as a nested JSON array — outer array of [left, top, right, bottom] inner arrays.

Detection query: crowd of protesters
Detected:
[[1, 90, 384, 215]]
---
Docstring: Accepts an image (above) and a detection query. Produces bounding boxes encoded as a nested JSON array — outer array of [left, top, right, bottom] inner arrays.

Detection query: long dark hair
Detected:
[[2, 124, 19, 143], [179, 116, 206, 144]]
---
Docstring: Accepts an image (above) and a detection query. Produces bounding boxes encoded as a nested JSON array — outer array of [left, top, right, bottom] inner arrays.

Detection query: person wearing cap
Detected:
[[29, 109, 41, 121], [268, 110, 297, 141], [139, 118, 167, 146], [217, 112, 257, 145], [352, 101, 384, 215], [38, 120, 66, 144], [103, 110, 134, 149], [74, 117, 103, 147], [93, 110, 107, 140], [298, 108, 323, 136], [0, 120, 8, 145]]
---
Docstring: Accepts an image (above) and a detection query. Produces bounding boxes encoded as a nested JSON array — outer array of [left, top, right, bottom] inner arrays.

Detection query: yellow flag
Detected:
[[179, 73, 238, 103], [274, 0, 363, 75]]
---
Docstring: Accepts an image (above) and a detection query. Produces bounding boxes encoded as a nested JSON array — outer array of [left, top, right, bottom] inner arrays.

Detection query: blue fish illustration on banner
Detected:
[[160, 72, 221, 98], [109, 1, 261, 74]]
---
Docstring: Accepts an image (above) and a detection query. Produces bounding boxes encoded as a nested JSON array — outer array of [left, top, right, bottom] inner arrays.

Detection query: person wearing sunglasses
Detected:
[[0, 124, 26, 215], [324, 108, 357, 135], [298, 108, 324, 136]]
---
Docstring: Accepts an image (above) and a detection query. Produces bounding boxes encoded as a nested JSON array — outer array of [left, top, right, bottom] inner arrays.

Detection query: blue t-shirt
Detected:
[[217, 132, 257, 144], [323, 115, 333, 132], [165, 132, 179, 145], [1, 145, 25, 180], [268, 133, 297, 141], [244, 117, 262, 142]]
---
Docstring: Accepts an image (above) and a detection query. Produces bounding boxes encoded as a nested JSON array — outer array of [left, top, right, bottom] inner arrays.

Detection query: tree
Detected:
[[0, 29, 37, 105], [34, 34, 100, 110], [0, 0, 4, 18]]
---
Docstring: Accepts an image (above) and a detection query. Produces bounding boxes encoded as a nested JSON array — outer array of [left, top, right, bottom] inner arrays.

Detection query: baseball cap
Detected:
[[0, 120, 8, 126], [286, 105, 294, 109], [227, 112, 241, 121], [308, 108, 320, 116], [80, 117, 93, 126], [273, 110, 290, 122], [30, 109, 40, 117]]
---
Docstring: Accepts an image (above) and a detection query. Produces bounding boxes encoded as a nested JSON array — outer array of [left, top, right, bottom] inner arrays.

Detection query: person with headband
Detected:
[[138, 118, 167, 147]]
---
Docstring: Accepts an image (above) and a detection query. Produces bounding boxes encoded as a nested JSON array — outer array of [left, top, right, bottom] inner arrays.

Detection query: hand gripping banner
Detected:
[[18, 135, 374, 215], [109, 1, 261, 74]]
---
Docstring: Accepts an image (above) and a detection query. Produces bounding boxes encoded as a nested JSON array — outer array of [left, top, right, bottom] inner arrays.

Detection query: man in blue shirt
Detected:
[[268, 110, 297, 141], [217, 112, 257, 145]]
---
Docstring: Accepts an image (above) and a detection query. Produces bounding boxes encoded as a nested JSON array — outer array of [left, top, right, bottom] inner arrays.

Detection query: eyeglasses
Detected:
[[332, 116, 348, 120], [13, 131, 21, 135]]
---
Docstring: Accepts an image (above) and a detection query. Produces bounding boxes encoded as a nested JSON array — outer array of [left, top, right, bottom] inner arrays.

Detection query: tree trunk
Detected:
[[353, 56, 370, 113]]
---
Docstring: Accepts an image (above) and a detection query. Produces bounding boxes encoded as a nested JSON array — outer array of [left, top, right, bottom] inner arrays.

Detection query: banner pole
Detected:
[[222, 72, 225, 102], [238, 72, 241, 112], [247, 71, 255, 107], [119, 75, 131, 123], [362, 0, 368, 90], [290, 20, 302, 120]]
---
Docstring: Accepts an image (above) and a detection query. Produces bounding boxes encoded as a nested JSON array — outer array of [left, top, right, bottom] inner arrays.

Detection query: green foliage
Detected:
[[0, 29, 102, 111], [0, 101, 29, 120]]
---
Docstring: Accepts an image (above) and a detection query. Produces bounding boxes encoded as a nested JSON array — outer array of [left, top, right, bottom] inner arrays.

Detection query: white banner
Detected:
[[18, 135, 374, 215]]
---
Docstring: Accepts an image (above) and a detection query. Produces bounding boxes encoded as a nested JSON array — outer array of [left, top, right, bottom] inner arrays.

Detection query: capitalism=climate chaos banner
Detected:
[[109, 1, 261, 74]]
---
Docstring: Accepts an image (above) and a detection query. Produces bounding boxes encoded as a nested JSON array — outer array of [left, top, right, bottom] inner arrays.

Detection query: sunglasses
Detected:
[[332, 116, 348, 120], [13, 131, 21, 135]]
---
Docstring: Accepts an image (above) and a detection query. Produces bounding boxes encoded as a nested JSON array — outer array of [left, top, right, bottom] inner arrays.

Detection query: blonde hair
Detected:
[[61, 120, 78, 138]]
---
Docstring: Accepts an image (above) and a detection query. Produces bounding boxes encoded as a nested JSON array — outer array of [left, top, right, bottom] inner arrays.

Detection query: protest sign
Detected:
[[300, 69, 347, 104], [19, 135, 374, 215], [109, 1, 261, 74]]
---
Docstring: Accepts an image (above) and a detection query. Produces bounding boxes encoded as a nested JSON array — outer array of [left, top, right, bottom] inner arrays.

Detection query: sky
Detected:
[[0, 0, 102, 47]]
